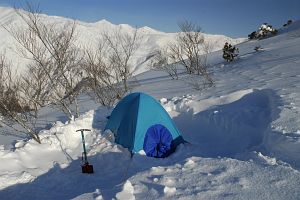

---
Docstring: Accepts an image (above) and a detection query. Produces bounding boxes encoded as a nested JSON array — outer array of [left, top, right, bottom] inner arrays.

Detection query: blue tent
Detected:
[[105, 92, 184, 158]]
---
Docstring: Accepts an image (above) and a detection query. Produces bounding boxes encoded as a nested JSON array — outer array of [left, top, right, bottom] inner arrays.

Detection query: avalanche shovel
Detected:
[[76, 129, 94, 174]]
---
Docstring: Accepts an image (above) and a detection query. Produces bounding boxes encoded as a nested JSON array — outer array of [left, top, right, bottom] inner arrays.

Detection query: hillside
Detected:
[[1, 6, 300, 200], [0, 6, 245, 75]]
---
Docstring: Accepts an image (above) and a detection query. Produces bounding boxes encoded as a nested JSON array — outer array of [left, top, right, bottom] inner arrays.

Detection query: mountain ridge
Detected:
[[0, 6, 245, 75]]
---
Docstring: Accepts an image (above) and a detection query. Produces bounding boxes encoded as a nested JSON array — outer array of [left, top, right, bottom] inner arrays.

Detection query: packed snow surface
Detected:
[[1, 6, 300, 200]]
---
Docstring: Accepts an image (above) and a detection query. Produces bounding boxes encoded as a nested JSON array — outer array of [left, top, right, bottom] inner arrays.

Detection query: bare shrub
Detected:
[[3, 4, 83, 120], [151, 20, 214, 88], [0, 53, 41, 143], [83, 28, 142, 105], [84, 44, 125, 106], [149, 49, 179, 80]]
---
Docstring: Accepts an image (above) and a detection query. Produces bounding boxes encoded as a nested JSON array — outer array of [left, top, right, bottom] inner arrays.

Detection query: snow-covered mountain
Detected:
[[0, 6, 245, 75], [1, 5, 300, 200]]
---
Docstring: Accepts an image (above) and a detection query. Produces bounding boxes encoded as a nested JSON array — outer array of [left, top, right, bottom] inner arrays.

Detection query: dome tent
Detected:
[[105, 92, 184, 158]]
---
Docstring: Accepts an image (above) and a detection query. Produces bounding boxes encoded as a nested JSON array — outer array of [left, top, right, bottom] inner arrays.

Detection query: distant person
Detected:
[[222, 42, 238, 62], [223, 42, 229, 53]]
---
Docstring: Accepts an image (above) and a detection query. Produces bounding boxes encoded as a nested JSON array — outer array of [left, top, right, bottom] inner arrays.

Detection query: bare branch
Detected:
[[83, 28, 142, 105], [4, 4, 83, 120], [151, 20, 214, 87]]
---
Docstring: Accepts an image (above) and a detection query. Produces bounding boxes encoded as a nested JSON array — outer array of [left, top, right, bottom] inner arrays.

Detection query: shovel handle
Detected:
[[76, 129, 91, 164]]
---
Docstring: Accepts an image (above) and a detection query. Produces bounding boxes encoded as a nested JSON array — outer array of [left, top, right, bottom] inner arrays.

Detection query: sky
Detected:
[[0, 0, 300, 38]]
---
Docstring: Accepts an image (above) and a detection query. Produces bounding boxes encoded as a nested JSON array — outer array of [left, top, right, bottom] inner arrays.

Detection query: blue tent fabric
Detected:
[[143, 124, 173, 158], [105, 92, 184, 157]]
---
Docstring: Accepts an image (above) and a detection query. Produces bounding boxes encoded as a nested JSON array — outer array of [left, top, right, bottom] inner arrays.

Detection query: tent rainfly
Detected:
[[105, 92, 184, 158]]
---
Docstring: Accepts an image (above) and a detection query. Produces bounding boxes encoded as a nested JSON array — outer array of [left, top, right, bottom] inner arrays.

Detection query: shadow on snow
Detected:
[[1, 89, 294, 200], [174, 89, 282, 158]]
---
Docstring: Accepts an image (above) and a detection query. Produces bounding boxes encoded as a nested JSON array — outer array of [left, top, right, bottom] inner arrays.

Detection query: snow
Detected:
[[116, 180, 135, 200], [0, 6, 244, 75], [163, 186, 176, 195], [0, 6, 300, 200]]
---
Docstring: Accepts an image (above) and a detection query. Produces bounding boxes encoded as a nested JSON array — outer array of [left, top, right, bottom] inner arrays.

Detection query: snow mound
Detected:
[[116, 180, 135, 200], [163, 89, 273, 157], [163, 186, 176, 195]]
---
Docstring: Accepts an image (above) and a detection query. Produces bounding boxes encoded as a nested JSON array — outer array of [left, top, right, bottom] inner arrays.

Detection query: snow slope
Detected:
[[0, 6, 245, 75], [1, 6, 300, 200]]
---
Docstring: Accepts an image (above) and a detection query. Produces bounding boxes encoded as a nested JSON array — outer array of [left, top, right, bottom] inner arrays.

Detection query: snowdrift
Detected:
[[1, 89, 300, 199], [1, 6, 300, 200]]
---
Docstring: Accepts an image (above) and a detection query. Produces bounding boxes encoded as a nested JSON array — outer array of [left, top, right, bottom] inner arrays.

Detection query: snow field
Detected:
[[129, 155, 300, 200], [1, 89, 300, 199], [0, 6, 300, 200]]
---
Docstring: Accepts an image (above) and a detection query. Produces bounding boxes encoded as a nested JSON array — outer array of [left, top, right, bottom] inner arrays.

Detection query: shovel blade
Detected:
[[82, 163, 94, 174]]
